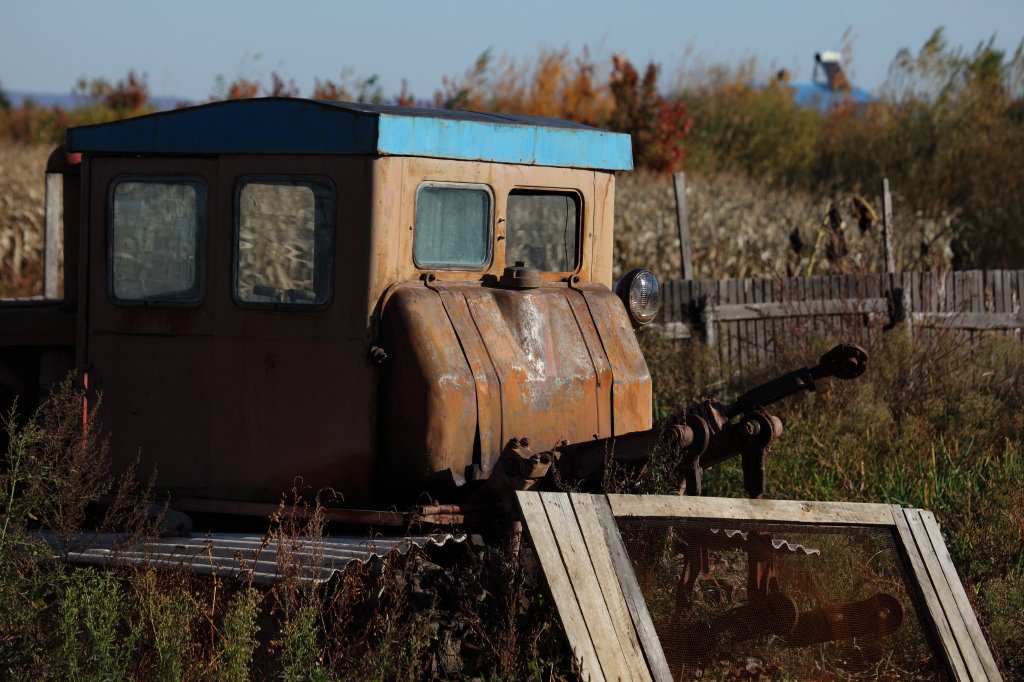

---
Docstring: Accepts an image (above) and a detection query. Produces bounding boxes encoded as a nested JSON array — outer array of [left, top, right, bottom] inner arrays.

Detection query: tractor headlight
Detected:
[[615, 268, 661, 327]]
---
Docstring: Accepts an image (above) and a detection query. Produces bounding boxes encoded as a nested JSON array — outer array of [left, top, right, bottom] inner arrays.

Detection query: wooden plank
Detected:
[[661, 277, 675, 324], [721, 278, 734, 369], [734, 277, 745, 368], [672, 280, 684, 327], [515, 492, 605, 682], [1001, 271, 1014, 316], [797, 273, 810, 346], [674, 280, 684, 326], [713, 297, 888, 322], [905, 509, 989, 680], [571, 494, 653, 682], [749, 278, 762, 365], [811, 275, 824, 340], [910, 311, 1024, 330], [755, 277, 768, 365], [1001, 270, 1015, 338], [909, 269, 921, 332], [541, 492, 632, 682], [1016, 271, 1023, 336], [929, 271, 942, 315], [749, 277, 761, 367], [607, 494, 895, 525], [737, 276, 753, 368], [969, 270, 984, 345], [590, 495, 674, 682], [955, 271, 968, 343], [673, 172, 694, 280], [969, 271, 984, 313], [985, 270, 997, 313], [1017, 271, 1024, 341], [918, 510, 1003, 680], [891, 506, 972, 681], [766, 277, 779, 362], [701, 279, 717, 349], [936, 271, 947, 313]]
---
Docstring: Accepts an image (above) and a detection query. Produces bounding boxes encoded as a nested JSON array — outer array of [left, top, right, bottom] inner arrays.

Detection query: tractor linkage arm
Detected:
[[479, 343, 867, 504]]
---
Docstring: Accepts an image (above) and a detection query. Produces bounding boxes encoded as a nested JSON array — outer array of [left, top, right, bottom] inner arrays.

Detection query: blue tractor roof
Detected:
[[66, 98, 634, 171]]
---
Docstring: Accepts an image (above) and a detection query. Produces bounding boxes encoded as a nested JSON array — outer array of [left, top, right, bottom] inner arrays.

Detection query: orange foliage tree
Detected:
[[433, 49, 690, 172], [607, 56, 692, 172]]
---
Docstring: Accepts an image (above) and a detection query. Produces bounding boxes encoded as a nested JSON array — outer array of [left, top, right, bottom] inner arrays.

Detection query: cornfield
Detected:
[[0, 142, 47, 297], [1, 142, 960, 298]]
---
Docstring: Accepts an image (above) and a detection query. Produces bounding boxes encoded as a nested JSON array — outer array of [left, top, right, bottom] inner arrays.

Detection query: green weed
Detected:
[[213, 586, 261, 681]]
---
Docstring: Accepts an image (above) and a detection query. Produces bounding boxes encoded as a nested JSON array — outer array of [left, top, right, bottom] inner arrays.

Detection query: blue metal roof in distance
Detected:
[[66, 98, 633, 171]]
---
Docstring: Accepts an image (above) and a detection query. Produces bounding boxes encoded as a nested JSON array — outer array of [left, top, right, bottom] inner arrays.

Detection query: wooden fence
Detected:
[[656, 269, 1024, 370]]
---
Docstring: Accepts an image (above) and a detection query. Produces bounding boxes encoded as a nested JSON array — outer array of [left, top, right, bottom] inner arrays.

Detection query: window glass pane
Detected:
[[506, 190, 579, 272], [111, 180, 204, 303], [236, 178, 335, 307], [414, 185, 491, 269]]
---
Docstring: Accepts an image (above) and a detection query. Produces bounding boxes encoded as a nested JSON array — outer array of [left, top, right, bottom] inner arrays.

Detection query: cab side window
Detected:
[[234, 176, 336, 308], [413, 183, 492, 270], [109, 178, 206, 305]]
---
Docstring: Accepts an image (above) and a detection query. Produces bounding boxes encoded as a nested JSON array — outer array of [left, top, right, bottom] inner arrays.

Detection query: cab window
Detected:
[[234, 176, 335, 308], [413, 183, 492, 270], [109, 178, 206, 305], [506, 190, 580, 272]]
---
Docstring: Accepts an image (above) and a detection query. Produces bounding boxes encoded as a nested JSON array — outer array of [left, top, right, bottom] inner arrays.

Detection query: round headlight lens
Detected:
[[615, 268, 661, 326]]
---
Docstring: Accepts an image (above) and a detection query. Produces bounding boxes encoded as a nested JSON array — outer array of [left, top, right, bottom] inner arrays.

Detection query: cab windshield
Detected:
[[506, 190, 580, 272]]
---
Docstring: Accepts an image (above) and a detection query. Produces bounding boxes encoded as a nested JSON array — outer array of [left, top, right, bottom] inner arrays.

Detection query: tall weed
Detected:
[[212, 586, 261, 681]]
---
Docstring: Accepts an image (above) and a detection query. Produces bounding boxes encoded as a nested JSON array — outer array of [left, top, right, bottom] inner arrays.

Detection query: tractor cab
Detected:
[[61, 99, 657, 506]]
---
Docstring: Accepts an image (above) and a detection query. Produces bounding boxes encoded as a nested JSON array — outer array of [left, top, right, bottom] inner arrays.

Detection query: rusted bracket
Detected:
[[420, 272, 439, 290]]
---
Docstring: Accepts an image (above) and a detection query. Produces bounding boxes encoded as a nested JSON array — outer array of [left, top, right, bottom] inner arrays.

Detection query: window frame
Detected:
[[231, 174, 337, 312], [505, 187, 583, 275], [412, 181, 495, 272], [107, 175, 208, 308]]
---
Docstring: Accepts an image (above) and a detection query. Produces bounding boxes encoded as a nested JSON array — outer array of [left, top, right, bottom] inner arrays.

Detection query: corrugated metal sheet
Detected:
[[38, 531, 467, 585]]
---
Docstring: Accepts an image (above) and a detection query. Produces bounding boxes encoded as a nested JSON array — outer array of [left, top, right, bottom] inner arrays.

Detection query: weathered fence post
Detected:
[[673, 172, 694, 281], [882, 178, 896, 275], [44, 171, 62, 299]]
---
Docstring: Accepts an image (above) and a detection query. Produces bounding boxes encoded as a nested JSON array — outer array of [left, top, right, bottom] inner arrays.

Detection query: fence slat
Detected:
[[658, 270, 1023, 370]]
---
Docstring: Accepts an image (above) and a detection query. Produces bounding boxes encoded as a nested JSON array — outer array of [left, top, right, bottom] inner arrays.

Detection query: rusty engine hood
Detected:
[[377, 281, 651, 499]]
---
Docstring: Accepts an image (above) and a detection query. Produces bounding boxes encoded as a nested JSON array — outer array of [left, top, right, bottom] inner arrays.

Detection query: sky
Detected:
[[2, 0, 1023, 104]]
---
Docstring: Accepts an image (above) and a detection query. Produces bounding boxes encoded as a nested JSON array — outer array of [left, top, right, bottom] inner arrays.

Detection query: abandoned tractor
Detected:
[[0, 98, 865, 522]]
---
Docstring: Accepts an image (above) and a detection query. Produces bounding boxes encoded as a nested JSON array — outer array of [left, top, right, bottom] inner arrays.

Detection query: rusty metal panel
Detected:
[[209, 336, 375, 505], [377, 284, 478, 499], [89, 332, 214, 489], [461, 286, 606, 451], [378, 280, 651, 497], [433, 286, 503, 467], [564, 289, 614, 437], [577, 284, 653, 435]]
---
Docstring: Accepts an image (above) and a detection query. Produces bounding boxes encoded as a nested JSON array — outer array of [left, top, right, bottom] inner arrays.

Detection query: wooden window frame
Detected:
[[516, 492, 1002, 682]]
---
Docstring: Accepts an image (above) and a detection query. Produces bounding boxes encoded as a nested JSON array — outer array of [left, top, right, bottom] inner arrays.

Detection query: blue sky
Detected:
[[2, 0, 1022, 103]]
